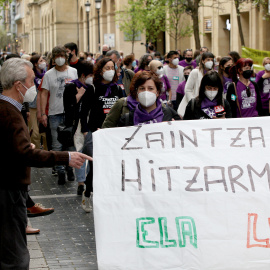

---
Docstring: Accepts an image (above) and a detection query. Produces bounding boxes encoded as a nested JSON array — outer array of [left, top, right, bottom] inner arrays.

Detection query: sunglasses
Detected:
[[246, 86, 251, 97]]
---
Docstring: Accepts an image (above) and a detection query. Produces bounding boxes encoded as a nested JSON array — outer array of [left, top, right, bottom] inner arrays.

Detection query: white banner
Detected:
[[93, 117, 270, 270]]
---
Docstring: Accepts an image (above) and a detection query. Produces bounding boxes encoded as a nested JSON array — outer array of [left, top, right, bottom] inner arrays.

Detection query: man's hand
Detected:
[[41, 114, 48, 127], [69, 152, 92, 169]]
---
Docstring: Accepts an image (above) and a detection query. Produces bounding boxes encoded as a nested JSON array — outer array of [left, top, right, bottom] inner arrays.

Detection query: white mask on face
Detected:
[[138, 91, 157, 107], [205, 90, 218, 101], [156, 67, 164, 76], [204, 61, 213, 70], [85, 77, 93, 85], [172, 58, 179, 66], [55, 57, 66, 67], [102, 70, 115, 82], [265, 64, 270, 71], [19, 83, 37, 103], [38, 62, 47, 70], [87, 57, 92, 61]]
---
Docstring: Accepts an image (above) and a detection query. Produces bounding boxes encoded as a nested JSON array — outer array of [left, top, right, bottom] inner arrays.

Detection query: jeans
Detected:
[[75, 149, 87, 183]]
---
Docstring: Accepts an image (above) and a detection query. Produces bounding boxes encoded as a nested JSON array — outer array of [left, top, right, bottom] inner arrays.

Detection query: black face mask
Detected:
[[102, 51, 107, 56], [80, 57, 84, 61], [146, 60, 152, 65], [185, 57, 192, 63], [68, 53, 73, 61], [224, 66, 231, 75], [165, 60, 169, 64], [242, 70, 253, 79], [184, 75, 189, 81]]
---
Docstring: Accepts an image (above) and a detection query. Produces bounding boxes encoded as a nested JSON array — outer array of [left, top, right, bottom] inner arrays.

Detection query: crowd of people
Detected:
[[0, 41, 269, 269]]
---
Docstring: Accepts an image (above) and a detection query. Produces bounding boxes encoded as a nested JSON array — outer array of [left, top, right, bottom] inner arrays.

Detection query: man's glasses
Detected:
[[246, 86, 251, 97]]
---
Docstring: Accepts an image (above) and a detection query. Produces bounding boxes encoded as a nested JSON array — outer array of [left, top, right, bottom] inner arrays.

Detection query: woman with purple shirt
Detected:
[[118, 71, 180, 126], [227, 58, 263, 118], [149, 60, 172, 103], [255, 57, 270, 116], [218, 57, 233, 98]]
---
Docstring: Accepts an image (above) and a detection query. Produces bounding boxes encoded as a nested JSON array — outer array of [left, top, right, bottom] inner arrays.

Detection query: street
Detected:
[[27, 167, 98, 270]]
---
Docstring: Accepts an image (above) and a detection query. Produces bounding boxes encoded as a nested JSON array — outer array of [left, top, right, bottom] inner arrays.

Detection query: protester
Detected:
[[255, 57, 270, 116], [218, 56, 233, 98], [178, 52, 215, 116], [118, 71, 180, 126], [163, 50, 184, 110], [64, 42, 82, 70], [123, 54, 135, 71], [228, 51, 241, 64], [149, 60, 172, 104], [0, 57, 91, 270], [80, 58, 123, 212], [179, 49, 197, 69], [176, 65, 193, 108], [195, 46, 209, 65], [134, 53, 153, 73], [40, 46, 78, 184], [227, 58, 263, 118], [184, 70, 232, 120]]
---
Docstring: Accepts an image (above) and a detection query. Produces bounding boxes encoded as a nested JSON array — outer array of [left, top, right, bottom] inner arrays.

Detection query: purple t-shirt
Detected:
[[159, 75, 171, 100], [256, 70, 270, 110], [176, 80, 186, 95], [179, 60, 197, 69], [134, 67, 144, 73], [223, 76, 232, 94], [236, 81, 258, 118]]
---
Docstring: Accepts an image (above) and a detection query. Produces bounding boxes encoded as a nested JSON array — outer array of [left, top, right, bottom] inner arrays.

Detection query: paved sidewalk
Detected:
[[27, 167, 98, 270]]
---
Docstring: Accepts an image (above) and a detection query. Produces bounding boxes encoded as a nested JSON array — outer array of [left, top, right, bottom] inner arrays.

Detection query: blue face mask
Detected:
[[115, 63, 118, 70], [132, 60, 136, 67]]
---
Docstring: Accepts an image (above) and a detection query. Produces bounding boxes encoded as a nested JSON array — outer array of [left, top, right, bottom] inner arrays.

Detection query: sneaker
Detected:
[[27, 203, 54, 218], [67, 170, 75, 181], [82, 191, 92, 213], [58, 171, 66, 185], [52, 166, 58, 176], [77, 185, 84, 195]]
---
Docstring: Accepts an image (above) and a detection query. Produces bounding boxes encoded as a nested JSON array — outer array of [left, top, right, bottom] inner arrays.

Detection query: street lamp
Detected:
[[85, 0, 91, 52], [95, 0, 101, 52]]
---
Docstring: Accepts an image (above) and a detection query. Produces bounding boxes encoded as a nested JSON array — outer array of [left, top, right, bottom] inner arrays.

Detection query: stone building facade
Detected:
[[14, 0, 270, 57]]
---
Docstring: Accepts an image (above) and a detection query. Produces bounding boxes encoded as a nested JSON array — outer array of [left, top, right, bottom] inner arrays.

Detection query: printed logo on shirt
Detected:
[[173, 76, 179, 80], [56, 77, 72, 99], [241, 89, 256, 109], [263, 78, 270, 94], [231, 94, 236, 101], [99, 96, 119, 112]]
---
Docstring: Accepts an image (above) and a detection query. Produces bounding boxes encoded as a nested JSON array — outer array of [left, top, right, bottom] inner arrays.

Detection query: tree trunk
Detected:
[[192, 0, 201, 50], [234, 0, 245, 47], [132, 40, 134, 54]]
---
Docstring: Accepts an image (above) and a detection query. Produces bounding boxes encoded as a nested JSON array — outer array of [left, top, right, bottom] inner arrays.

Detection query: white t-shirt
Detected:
[[42, 66, 78, 116]]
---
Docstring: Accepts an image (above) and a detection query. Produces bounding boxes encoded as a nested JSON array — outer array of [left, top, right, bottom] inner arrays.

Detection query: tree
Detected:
[[234, 0, 245, 47], [116, 0, 144, 53], [166, 0, 193, 50]]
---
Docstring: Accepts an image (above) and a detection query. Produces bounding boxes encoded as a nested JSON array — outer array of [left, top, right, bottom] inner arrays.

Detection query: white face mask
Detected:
[[172, 58, 179, 66], [38, 62, 46, 70], [265, 64, 270, 71], [156, 67, 164, 76], [19, 83, 37, 103], [205, 90, 218, 101], [138, 91, 157, 107], [87, 57, 92, 61], [55, 57, 66, 67], [102, 70, 115, 82], [204, 61, 213, 70], [85, 77, 93, 85]]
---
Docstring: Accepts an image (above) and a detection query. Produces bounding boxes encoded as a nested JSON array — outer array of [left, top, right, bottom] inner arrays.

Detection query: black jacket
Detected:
[[81, 82, 123, 132], [226, 80, 263, 118], [118, 106, 181, 127], [184, 98, 232, 120]]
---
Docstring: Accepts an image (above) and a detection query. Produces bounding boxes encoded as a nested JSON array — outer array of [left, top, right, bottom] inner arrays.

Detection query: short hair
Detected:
[[200, 46, 209, 52], [183, 49, 193, 57], [167, 51, 179, 59], [52, 46, 68, 62], [148, 45, 155, 51], [229, 58, 253, 82], [129, 71, 163, 99], [154, 52, 161, 57], [21, 54, 31, 60], [5, 53, 20, 60], [199, 52, 215, 71], [1, 58, 33, 90], [123, 54, 135, 66], [93, 57, 118, 84], [106, 50, 120, 60], [64, 42, 78, 56], [184, 65, 193, 72], [262, 57, 270, 66], [77, 61, 93, 78]]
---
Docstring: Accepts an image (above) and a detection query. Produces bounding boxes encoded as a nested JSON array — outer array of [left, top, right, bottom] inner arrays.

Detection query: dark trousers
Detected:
[[0, 190, 29, 270]]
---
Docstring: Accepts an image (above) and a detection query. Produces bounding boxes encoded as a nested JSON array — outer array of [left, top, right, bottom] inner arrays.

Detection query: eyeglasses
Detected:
[[246, 86, 251, 97]]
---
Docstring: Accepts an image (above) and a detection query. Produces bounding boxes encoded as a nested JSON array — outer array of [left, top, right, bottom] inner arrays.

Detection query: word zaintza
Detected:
[[136, 216, 197, 249]]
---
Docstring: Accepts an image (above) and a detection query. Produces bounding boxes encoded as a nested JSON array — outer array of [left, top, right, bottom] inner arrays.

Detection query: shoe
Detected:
[[81, 191, 92, 213], [67, 170, 75, 181], [26, 225, 40, 235], [27, 203, 54, 218], [58, 171, 66, 185], [52, 166, 58, 176], [77, 185, 84, 195]]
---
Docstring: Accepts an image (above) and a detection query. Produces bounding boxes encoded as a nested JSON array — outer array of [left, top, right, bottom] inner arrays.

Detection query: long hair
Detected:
[[30, 54, 41, 75], [93, 57, 118, 84], [218, 56, 232, 85], [199, 52, 215, 73], [229, 58, 253, 82], [196, 70, 223, 107], [138, 54, 153, 70]]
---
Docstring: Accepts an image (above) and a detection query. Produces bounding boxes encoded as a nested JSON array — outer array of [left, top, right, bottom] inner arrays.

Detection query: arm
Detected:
[[224, 99, 232, 118], [40, 89, 49, 127], [80, 88, 93, 134], [36, 90, 42, 123], [252, 82, 263, 116], [226, 83, 237, 118], [176, 92, 184, 108], [184, 70, 198, 102]]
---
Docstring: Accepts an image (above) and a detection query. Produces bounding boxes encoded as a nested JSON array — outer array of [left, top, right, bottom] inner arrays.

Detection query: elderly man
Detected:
[[0, 58, 91, 270]]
